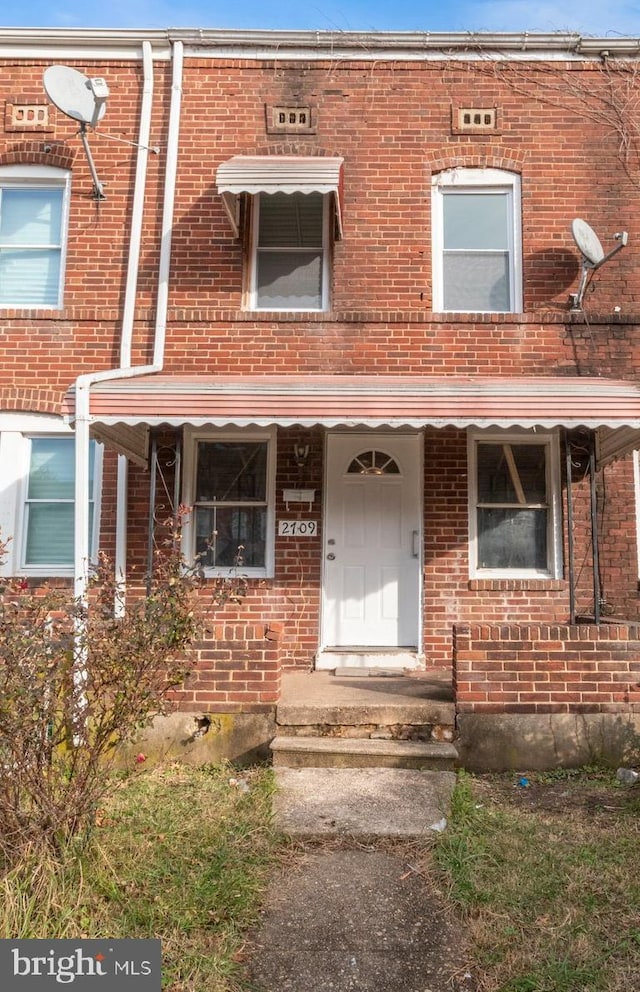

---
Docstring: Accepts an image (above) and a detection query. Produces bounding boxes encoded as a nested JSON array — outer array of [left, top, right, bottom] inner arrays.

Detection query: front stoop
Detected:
[[271, 735, 458, 769], [270, 670, 458, 771]]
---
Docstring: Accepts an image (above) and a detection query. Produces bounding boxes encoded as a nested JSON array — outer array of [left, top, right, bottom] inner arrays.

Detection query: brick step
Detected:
[[270, 735, 458, 770]]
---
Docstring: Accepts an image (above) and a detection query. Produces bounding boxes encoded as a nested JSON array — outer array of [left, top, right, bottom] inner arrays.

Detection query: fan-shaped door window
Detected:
[[347, 450, 400, 475]]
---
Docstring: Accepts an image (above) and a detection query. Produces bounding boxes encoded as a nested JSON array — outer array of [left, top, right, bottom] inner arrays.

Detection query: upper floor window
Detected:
[[215, 155, 343, 313], [0, 165, 71, 309], [250, 191, 329, 311], [468, 431, 561, 579], [432, 168, 522, 313]]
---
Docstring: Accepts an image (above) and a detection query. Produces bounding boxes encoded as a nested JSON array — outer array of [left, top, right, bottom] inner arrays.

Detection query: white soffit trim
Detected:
[[216, 156, 344, 238]]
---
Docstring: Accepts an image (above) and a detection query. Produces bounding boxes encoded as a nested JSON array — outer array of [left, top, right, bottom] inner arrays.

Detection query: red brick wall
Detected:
[[454, 622, 640, 714], [3, 48, 640, 697], [173, 622, 282, 712]]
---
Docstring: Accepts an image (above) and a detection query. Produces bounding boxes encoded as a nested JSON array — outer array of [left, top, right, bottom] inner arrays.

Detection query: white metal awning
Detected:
[[216, 155, 344, 237]]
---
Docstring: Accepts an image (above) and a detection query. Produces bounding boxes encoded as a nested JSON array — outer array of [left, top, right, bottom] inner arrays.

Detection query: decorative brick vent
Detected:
[[266, 104, 315, 134], [5, 100, 53, 133], [452, 106, 499, 134]]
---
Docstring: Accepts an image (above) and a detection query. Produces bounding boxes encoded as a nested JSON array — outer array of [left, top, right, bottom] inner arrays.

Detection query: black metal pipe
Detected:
[[589, 432, 601, 624], [565, 431, 576, 625], [146, 431, 158, 595]]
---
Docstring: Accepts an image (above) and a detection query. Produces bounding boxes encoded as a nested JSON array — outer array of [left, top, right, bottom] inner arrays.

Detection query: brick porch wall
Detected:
[[173, 621, 283, 712], [454, 623, 640, 715]]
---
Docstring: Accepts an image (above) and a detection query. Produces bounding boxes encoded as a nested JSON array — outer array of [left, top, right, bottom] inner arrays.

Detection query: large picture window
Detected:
[[469, 432, 561, 578], [432, 168, 522, 313], [184, 429, 276, 577], [250, 191, 328, 310], [0, 165, 70, 309]]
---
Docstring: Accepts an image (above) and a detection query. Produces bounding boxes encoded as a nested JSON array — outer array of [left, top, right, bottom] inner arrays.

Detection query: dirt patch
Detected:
[[472, 770, 640, 817]]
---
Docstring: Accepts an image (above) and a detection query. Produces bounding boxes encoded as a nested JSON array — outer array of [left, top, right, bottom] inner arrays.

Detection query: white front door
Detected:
[[321, 433, 422, 653]]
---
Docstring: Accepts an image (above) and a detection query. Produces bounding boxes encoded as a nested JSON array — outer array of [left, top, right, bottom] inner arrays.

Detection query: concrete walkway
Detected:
[[246, 765, 474, 991], [248, 845, 475, 992]]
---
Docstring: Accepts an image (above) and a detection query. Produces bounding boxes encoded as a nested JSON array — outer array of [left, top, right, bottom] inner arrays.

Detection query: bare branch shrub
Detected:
[[481, 56, 640, 184], [0, 517, 205, 868]]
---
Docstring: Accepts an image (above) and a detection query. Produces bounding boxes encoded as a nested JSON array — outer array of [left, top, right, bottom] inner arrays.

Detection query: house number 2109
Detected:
[[278, 520, 318, 536]]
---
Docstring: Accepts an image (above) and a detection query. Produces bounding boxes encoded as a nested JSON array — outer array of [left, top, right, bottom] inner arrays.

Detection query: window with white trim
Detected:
[[183, 428, 276, 577], [432, 168, 522, 313], [468, 431, 561, 578], [0, 165, 71, 309], [0, 415, 102, 577], [249, 191, 329, 311]]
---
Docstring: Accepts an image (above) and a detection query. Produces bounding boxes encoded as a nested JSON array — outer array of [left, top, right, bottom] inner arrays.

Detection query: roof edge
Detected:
[[1, 28, 640, 60]]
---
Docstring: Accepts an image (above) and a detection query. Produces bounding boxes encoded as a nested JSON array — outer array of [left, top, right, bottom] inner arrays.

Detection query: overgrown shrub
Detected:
[[0, 518, 203, 867]]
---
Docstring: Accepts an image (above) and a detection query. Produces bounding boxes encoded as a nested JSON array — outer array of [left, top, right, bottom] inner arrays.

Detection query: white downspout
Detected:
[[114, 39, 154, 613], [73, 39, 184, 608]]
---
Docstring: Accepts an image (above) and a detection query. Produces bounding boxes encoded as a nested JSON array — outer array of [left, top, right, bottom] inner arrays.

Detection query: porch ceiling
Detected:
[[62, 374, 640, 467]]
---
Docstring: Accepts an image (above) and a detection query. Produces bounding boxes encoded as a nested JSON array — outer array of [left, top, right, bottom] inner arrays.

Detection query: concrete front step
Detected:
[[270, 735, 458, 770], [273, 767, 457, 837], [277, 673, 455, 731]]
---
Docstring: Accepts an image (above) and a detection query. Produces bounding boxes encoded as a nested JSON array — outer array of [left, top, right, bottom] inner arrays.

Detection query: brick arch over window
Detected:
[[0, 387, 63, 416], [0, 141, 76, 171], [427, 148, 525, 175]]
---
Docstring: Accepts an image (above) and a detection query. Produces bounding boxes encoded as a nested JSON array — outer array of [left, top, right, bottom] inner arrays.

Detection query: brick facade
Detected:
[[454, 622, 640, 714], [3, 31, 640, 715]]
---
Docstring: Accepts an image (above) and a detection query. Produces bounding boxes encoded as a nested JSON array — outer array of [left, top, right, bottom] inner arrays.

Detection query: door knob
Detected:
[[326, 552, 336, 560]]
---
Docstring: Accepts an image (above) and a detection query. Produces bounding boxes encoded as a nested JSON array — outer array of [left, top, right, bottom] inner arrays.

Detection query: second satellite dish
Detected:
[[43, 65, 109, 128], [571, 218, 605, 267], [570, 217, 628, 310]]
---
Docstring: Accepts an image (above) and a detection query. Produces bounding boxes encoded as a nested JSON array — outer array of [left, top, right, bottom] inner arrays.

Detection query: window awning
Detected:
[[216, 155, 344, 238], [63, 374, 640, 469]]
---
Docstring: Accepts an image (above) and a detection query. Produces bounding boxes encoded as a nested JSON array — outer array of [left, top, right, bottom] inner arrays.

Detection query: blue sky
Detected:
[[2, 0, 640, 36]]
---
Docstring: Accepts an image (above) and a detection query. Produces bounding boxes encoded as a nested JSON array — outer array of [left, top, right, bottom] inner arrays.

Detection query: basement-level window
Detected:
[[468, 431, 561, 578], [432, 168, 522, 313], [183, 428, 276, 577]]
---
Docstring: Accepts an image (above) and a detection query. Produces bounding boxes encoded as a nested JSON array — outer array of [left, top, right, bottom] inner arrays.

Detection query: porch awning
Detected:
[[63, 374, 640, 468], [216, 155, 344, 237]]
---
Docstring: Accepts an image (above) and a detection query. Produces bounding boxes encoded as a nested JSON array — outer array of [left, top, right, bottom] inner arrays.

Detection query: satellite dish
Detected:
[[571, 218, 605, 267], [43, 65, 110, 199], [569, 217, 628, 310], [43, 65, 108, 128]]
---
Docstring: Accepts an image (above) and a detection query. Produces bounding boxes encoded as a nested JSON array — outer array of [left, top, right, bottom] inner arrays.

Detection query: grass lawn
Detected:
[[433, 769, 640, 992], [0, 763, 283, 992], [2, 761, 639, 992]]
